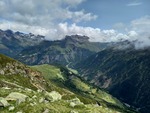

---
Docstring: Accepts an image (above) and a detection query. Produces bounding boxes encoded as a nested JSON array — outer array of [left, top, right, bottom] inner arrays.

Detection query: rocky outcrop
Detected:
[[0, 54, 47, 90], [0, 62, 26, 76]]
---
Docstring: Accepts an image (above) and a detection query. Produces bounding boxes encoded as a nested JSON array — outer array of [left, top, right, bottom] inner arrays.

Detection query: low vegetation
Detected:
[[0, 54, 136, 113]]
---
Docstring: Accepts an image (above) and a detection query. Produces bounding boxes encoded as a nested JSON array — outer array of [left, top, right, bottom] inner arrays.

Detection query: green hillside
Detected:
[[0, 54, 135, 113]]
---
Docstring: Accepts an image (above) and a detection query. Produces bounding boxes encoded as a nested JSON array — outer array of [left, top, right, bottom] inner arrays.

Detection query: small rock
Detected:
[[0, 97, 9, 107], [9, 106, 15, 111], [70, 102, 76, 108], [28, 98, 32, 102], [39, 97, 44, 103], [33, 102, 37, 105], [30, 103, 34, 106], [43, 109, 49, 113], [25, 88, 32, 92], [16, 111, 22, 113], [44, 100, 49, 103], [105, 108, 108, 110], [69, 97, 84, 108], [45, 91, 62, 102], [2, 87, 11, 90], [30, 102, 37, 106], [0, 70, 5, 75], [32, 95, 37, 99], [37, 89, 42, 93], [70, 110, 78, 113]]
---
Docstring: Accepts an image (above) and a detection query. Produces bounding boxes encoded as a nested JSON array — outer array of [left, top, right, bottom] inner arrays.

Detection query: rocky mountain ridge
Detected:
[[0, 29, 45, 57], [0, 29, 108, 66], [16, 34, 107, 66]]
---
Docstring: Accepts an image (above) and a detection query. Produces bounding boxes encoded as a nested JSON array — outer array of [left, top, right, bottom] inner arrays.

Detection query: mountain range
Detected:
[[0, 29, 150, 113], [17, 35, 105, 66], [0, 29, 44, 57]]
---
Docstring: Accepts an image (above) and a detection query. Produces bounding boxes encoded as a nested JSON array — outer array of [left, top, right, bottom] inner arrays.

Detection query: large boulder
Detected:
[[6, 92, 28, 104]]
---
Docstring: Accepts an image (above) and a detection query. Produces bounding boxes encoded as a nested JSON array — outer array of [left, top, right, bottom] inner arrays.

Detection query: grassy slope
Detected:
[[31, 64, 135, 113], [0, 54, 135, 113]]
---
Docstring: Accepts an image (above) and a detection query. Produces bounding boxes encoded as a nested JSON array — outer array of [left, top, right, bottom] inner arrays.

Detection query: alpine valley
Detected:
[[0, 29, 149, 113]]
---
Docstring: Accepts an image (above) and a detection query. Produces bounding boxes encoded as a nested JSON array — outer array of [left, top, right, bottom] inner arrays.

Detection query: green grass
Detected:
[[0, 86, 131, 113], [31, 64, 65, 81], [0, 54, 135, 113], [31, 64, 135, 113], [71, 77, 90, 92], [0, 74, 37, 90], [0, 54, 16, 66]]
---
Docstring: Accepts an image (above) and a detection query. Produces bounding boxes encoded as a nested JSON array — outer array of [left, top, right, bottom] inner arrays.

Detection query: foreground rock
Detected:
[[6, 92, 28, 104], [0, 97, 9, 107], [68, 97, 84, 107], [45, 91, 62, 102]]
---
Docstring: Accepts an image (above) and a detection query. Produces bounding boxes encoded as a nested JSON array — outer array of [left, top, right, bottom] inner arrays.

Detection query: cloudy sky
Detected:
[[0, 0, 150, 47]]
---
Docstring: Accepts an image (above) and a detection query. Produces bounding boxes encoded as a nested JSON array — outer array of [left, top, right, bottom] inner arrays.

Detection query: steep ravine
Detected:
[[75, 48, 150, 113]]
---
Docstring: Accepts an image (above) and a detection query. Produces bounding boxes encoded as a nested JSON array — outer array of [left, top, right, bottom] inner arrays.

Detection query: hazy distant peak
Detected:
[[65, 35, 89, 43]]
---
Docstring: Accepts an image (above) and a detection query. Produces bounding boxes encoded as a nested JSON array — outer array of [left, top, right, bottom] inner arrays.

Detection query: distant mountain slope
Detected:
[[0, 29, 120, 67], [17, 35, 108, 66], [75, 48, 150, 113], [0, 29, 44, 57], [0, 54, 135, 113]]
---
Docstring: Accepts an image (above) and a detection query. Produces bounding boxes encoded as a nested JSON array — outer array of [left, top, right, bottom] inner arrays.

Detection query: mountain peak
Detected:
[[5, 29, 14, 35], [65, 35, 89, 43]]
